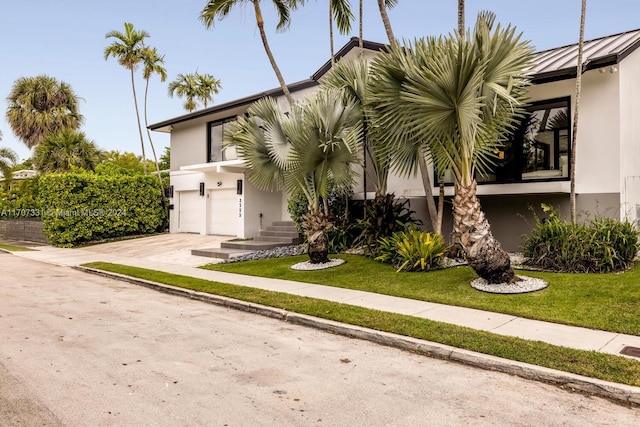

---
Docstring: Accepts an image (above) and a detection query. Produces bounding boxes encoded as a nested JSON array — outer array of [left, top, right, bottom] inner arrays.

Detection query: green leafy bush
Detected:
[[287, 184, 354, 253], [376, 226, 447, 272], [355, 193, 421, 257], [523, 204, 640, 273], [36, 172, 165, 247]]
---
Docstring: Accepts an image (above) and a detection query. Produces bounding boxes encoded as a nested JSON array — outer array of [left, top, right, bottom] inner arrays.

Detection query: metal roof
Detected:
[[150, 30, 640, 131], [530, 28, 640, 84]]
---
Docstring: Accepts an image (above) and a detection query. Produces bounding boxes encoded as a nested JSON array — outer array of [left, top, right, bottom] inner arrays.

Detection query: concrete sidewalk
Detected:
[[6, 238, 640, 360]]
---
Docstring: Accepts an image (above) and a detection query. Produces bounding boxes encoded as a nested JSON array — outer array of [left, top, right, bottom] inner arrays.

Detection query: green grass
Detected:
[[0, 242, 37, 252], [84, 261, 640, 387], [203, 254, 640, 336]]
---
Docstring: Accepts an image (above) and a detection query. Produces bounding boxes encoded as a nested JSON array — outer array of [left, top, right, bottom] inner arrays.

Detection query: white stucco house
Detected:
[[150, 30, 640, 251]]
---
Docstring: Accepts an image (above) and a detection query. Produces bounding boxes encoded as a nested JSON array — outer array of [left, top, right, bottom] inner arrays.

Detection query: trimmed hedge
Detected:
[[36, 172, 165, 247]]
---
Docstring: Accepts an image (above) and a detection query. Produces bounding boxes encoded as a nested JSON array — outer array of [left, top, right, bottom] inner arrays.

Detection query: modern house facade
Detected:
[[150, 31, 640, 251]]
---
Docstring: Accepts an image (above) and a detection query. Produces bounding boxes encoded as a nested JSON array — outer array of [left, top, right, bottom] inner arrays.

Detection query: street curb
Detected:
[[75, 266, 640, 407]]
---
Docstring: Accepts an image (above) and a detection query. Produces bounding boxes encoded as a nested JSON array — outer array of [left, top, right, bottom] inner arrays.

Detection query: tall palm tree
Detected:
[[570, 0, 587, 223], [141, 46, 168, 190], [368, 12, 534, 284], [104, 22, 150, 175], [5, 75, 83, 149], [168, 72, 221, 112], [200, 0, 301, 106], [226, 89, 362, 263], [328, 0, 354, 65], [33, 129, 103, 174], [373, 0, 440, 234]]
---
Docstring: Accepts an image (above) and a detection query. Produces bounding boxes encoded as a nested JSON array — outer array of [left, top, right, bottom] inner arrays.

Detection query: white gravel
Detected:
[[470, 275, 548, 294], [290, 258, 345, 270]]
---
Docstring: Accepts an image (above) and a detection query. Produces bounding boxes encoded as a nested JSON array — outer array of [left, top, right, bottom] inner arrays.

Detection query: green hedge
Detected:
[[36, 172, 165, 247]]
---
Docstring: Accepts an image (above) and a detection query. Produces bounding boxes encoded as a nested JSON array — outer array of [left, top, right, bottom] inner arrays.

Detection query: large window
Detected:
[[207, 118, 237, 163], [438, 97, 571, 184]]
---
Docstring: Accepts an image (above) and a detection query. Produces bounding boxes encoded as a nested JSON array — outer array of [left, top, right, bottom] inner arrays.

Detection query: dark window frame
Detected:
[[206, 117, 237, 163], [434, 96, 572, 186]]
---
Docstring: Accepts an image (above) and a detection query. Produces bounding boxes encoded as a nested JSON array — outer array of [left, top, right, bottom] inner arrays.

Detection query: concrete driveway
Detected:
[[80, 233, 229, 267]]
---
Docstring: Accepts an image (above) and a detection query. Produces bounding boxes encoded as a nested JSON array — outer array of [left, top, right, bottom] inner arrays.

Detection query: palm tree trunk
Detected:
[[376, 1, 441, 234], [329, 0, 335, 66], [253, 1, 295, 106], [570, 0, 587, 223], [358, 0, 363, 51], [143, 78, 165, 193], [453, 180, 515, 284], [130, 69, 147, 175], [377, 0, 395, 41], [457, 0, 465, 35]]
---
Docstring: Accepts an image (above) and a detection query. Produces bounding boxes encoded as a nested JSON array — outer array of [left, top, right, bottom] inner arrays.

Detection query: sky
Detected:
[[1, 0, 640, 163]]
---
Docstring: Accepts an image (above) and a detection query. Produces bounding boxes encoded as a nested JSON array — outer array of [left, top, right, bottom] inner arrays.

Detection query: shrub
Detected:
[[355, 193, 421, 257], [287, 184, 354, 253], [36, 172, 165, 247], [523, 204, 640, 273], [376, 226, 447, 272]]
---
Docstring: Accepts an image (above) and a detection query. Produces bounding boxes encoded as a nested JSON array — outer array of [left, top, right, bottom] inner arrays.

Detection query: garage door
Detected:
[[209, 189, 238, 235], [178, 191, 201, 233]]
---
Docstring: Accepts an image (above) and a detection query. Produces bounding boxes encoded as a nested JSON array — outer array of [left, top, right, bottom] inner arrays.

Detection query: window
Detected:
[[437, 97, 571, 184], [207, 118, 237, 162]]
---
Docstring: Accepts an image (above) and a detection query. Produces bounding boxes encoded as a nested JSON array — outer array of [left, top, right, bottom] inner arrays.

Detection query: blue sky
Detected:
[[1, 0, 639, 162]]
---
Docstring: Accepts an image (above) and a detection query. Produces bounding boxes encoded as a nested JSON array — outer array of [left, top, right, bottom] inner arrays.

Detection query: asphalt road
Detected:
[[1, 253, 639, 426]]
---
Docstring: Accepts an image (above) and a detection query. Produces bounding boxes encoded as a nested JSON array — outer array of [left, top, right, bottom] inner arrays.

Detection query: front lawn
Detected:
[[0, 242, 37, 252], [203, 254, 640, 335]]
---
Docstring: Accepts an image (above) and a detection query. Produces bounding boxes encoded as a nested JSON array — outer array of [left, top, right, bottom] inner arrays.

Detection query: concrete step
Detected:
[[220, 240, 291, 251], [254, 236, 302, 244], [191, 247, 253, 260], [259, 230, 301, 238], [272, 221, 296, 227], [265, 225, 299, 233]]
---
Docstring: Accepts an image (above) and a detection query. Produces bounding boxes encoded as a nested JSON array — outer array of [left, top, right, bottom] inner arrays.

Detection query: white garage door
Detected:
[[178, 191, 201, 233], [209, 189, 238, 235]]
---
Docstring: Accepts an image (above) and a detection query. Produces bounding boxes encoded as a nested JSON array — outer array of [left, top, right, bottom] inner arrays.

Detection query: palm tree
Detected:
[[200, 0, 302, 106], [570, 0, 587, 223], [195, 73, 222, 108], [368, 12, 534, 284], [104, 22, 150, 175], [373, 0, 441, 234], [328, 0, 354, 65], [0, 130, 18, 184], [141, 46, 168, 190], [33, 129, 103, 174], [458, 0, 465, 34], [226, 89, 362, 263], [168, 72, 221, 112], [5, 75, 83, 149]]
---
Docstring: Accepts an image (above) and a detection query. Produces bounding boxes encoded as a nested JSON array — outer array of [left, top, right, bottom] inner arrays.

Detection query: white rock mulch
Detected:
[[470, 275, 548, 294], [290, 258, 345, 271]]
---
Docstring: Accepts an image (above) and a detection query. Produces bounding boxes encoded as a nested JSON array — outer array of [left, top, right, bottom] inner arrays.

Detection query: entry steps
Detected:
[[191, 221, 302, 260]]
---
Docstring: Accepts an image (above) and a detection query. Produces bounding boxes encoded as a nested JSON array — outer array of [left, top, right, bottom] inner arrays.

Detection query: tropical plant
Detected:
[[226, 89, 362, 262], [0, 147, 18, 184], [96, 150, 151, 175], [141, 46, 168, 191], [33, 129, 103, 174], [570, 0, 587, 223], [104, 22, 150, 175], [523, 205, 639, 273], [372, 0, 440, 234], [200, 0, 302, 106], [376, 226, 447, 272], [368, 12, 534, 284], [6, 75, 83, 149], [168, 72, 221, 112], [158, 146, 171, 171], [354, 193, 420, 257]]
